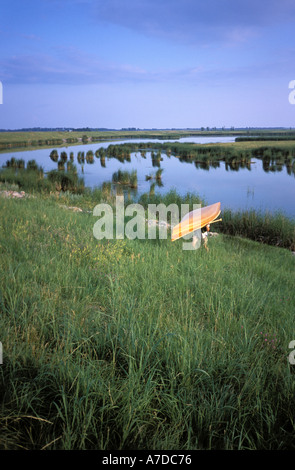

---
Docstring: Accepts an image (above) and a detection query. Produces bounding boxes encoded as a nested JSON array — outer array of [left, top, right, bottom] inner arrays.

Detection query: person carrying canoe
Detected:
[[171, 202, 222, 252], [192, 223, 210, 251]]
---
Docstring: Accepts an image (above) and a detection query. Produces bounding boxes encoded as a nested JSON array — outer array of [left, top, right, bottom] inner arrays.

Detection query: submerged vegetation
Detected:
[[94, 141, 295, 172], [44, 139, 295, 177], [146, 168, 164, 183], [43, 141, 292, 175], [112, 169, 138, 188]]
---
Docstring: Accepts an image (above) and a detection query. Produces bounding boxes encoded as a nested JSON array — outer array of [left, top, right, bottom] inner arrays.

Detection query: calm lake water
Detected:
[[1, 136, 295, 219]]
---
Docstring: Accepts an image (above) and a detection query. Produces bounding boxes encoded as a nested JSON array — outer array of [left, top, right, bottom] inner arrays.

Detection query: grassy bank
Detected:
[[220, 209, 295, 251], [0, 184, 295, 450], [1, 128, 295, 152], [1, 163, 295, 250]]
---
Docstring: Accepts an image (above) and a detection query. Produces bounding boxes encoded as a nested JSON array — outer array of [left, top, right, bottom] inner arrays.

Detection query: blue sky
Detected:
[[0, 0, 295, 129]]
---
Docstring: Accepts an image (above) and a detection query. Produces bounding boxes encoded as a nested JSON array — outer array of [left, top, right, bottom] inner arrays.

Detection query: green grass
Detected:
[[0, 160, 84, 194], [220, 208, 295, 251], [0, 188, 295, 450], [1, 128, 295, 152], [112, 169, 138, 188]]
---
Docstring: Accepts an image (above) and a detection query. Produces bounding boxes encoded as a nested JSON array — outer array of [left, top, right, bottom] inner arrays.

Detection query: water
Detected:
[[1, 136, 294, 219]]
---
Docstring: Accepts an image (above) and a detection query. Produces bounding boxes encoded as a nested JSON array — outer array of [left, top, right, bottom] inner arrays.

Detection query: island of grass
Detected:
[[100, 140, 295, 174], [43, 139, 295, 175]]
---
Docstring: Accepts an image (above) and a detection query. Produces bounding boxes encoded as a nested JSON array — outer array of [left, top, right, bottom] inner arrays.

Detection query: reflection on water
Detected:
[[1, 137, 294, 218], [46, 148, 295, 219], [47, 146, 295, 177]]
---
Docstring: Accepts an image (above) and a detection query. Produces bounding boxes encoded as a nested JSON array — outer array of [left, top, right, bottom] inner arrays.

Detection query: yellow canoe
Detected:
[[171, 202, 221, 241]]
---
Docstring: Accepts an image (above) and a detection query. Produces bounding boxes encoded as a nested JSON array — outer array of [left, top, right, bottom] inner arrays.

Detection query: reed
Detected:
[[219, 208, 295, 251], [77, 152, 85, 164], [88, 141, 295, 174], [66, 161, 77, 174], [0, 159, 84, 194], [86, 150, 94, 164], [129, 170, 138, 188], [60, 151, 68, 163], [155, 168, 163, 180], [112, 169, 138, 188], [57, 160, 65, 171], [4, 157, 25, 169], [50, 150, 59, 162], [47, 170, 84, 193]]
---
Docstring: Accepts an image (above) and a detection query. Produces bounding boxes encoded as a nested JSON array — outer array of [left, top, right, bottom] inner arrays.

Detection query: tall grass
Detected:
[[0, 160, 84, 194], [0, 163, 48, 192], [0, 189, 294, 450], [220, 208, 295, 251], [112, 169, 138, 188]]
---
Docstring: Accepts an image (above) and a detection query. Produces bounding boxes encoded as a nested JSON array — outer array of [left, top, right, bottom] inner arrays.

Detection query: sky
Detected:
[[0, 0, 295, 129]]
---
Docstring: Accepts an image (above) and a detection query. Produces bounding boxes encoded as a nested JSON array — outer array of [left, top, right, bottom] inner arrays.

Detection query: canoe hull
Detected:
[[171, 202, 221, 241]]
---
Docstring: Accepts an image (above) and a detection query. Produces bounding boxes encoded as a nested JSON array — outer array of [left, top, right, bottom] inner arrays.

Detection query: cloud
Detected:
[[2, 44, 294, 87], [94, 0, 295, 46], [0, 48, 151, 85], [21, 33, 41, 41]]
